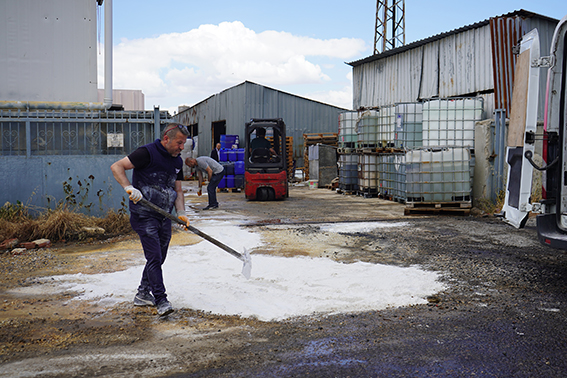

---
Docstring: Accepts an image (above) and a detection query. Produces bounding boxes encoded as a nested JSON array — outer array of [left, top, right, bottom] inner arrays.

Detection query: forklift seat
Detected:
[[250, 148, 270, 163]]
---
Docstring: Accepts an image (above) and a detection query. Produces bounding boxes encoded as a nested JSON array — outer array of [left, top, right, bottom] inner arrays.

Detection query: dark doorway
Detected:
[[212, 120, 226, 150]]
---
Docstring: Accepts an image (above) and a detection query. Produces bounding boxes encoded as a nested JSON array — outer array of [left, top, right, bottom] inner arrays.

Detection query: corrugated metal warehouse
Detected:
[[346, 9, 561, 204], [173, 81, 348, 168], [348, 9, 559, 121]]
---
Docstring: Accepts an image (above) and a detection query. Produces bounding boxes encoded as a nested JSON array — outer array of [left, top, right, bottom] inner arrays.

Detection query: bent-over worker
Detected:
[[185, 156, 225, 210]]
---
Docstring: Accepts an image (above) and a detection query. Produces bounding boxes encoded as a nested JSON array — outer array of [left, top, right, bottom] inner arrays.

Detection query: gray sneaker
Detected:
[[134, 290, 155, 306], [157, 300, 174, 317]]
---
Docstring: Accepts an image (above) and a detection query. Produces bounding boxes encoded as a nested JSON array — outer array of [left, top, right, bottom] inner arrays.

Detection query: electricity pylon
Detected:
[[374, 0, 405, 54]]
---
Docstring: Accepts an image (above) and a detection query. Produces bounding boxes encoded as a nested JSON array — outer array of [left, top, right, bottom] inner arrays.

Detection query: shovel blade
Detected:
[[241, 248, 252, 279]]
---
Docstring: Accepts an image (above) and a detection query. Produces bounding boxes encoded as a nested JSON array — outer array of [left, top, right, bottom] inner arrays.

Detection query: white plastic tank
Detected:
[[395, 103, 423, 149], [379, 153, 406, 201], [358, 153, 379, 194], [338, 153, 359, 192], [378, 105, 396, 148], [180, 137, 195, 180], [356, 110, 380, 148], [338, 112, 358, 148], [405, 147, 471, 203], [422, 98, 483, 148]]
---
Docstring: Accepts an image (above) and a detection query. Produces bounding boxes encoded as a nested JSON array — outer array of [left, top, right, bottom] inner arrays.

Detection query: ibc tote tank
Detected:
[[421, 98, 483, 148], [405, 147, 471, 203], [358, 153, 379, 196], [339, 112, 358, 149], [356, 110, 380, 148], [338, 153, 359, 193], [395, 103, 423, 149]]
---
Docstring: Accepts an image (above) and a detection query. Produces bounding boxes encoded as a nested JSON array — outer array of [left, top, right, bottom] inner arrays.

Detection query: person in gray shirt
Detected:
[[185, 156, 226, 210]]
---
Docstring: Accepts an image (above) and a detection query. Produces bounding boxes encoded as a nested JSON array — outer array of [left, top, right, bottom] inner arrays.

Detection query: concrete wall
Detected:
[[0, 156, 129, 216], [0, 0, 99, 103], [473, 120, 543, 204]]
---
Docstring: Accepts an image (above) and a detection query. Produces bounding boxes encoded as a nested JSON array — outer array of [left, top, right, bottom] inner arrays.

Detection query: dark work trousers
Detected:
[[207, 167, 226, 207], [130, 212, 172, 305]]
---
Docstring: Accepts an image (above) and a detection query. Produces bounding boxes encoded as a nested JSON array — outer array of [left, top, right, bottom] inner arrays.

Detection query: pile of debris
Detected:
[[0, 238, 52, 255]]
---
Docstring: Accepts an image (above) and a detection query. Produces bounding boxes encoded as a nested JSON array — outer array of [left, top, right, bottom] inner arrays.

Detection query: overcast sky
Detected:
[[98, 1, 567, 114]]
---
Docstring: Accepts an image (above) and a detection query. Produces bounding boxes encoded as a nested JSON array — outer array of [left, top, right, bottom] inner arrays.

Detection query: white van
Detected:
[[502, 15, 567, 248], [536, 15, 567, 248]]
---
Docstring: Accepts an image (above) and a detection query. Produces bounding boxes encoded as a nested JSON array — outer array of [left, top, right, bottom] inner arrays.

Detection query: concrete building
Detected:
[[0, 0, 167, 215]]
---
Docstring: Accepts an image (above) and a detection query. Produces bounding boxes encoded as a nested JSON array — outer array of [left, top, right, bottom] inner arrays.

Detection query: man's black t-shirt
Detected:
[[128, 147, 184, 181]]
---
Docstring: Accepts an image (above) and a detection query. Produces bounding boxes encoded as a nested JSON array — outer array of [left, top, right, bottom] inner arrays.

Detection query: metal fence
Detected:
[[0, 108, 171, 156], [0, 107, 172, 215]]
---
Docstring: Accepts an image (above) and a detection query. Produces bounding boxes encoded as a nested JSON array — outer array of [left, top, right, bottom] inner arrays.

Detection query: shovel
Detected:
[[138, 198, 252, 279]]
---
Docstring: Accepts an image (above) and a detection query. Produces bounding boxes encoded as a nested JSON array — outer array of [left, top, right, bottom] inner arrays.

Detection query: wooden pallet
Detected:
[[286, 136, 294, 181], [303, 132, 339, 146], [337, 188, 357, 195], [337, 147, 357, 154], [404, 201, 471, 216], [358, 187, 379, 198], [356, 147, 405, 154], [218, 188, 243, 193]]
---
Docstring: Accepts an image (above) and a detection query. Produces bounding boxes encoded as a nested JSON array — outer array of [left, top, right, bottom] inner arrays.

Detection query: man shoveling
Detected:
[[110, 123, 190, 317]]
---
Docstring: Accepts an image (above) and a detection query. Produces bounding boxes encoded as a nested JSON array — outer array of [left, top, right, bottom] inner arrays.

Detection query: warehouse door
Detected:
[[212, 121, 226, 150]]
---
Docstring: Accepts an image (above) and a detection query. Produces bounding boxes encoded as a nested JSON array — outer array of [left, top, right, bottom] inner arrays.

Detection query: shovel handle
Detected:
[[138, 199, 245, 262]]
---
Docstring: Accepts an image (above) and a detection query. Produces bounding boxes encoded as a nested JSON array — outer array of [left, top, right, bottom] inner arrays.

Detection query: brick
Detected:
[[18, 242, 36, 249], [11, 248, 27, 255], [0, 238, 19, 250], [32, 239, 51, 248]]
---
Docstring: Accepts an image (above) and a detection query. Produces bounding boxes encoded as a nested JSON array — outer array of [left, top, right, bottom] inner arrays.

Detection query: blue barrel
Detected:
[[220, 135, 239, 149], [226, 175, 235, 188], [234, 161, 245, 175], [237, 148, 245, 161], [221, 162, 234, 175], [235, 174, 244, 188], [228, 149, 237, 162], [219, 149, 228, 162], [218, 177, 226, 189]]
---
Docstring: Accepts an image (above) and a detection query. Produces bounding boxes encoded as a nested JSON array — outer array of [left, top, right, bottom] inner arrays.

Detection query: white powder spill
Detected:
[[38, 220, 446, 321], [319, 221, 410, 233]]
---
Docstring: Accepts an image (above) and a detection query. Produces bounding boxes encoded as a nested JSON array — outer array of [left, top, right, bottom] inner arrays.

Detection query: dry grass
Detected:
[[475, 190, 506, 215], [0, 203, 132, 243]]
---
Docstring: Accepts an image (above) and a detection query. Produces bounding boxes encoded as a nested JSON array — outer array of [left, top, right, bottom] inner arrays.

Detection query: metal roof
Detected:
[[348, 9, 559, 67]]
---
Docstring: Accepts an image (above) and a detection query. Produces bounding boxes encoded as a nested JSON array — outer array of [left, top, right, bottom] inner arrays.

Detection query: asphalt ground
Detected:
[[1, 182, 566, 377]]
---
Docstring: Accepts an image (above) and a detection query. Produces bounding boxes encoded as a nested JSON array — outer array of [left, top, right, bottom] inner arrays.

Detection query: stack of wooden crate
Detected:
[[285, 136, 293, 180], [268, 135, 294, 181]]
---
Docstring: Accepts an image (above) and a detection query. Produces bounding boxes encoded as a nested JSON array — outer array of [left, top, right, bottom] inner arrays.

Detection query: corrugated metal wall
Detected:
[[352, 12, 559, 122], [353, 24, 494, 111], [438, 26, 494, 97], [174, 81, 347, 167], [490, 16, 522, 115]]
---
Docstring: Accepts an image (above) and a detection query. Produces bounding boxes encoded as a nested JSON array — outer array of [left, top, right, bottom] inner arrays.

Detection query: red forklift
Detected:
[[244, 118, 289, 200]]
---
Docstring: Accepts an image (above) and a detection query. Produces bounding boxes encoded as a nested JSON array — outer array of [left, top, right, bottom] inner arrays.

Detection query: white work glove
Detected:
[[124, 185, 142, 204], [197, 187, 202, 196], [177, 210, 190, 230]]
